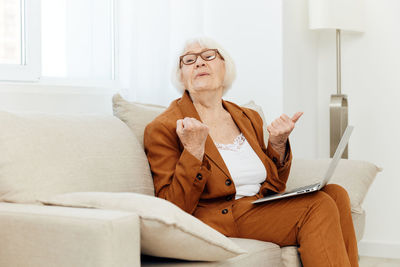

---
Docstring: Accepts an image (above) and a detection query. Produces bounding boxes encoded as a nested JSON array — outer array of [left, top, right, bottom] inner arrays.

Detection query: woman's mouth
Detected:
[[196, 72, 210, 78]]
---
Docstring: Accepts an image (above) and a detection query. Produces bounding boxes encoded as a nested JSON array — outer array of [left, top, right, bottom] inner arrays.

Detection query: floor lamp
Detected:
[[308, 0, 365, 158]]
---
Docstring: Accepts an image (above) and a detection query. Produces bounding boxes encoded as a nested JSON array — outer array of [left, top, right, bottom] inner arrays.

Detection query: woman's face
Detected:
[[180, 43, 226, 94]]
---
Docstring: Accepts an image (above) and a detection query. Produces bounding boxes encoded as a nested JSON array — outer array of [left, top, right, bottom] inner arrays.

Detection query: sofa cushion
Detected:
[[0, 202, 141, 267], [113, 94, 166, 148], [280, 246, 302, 267], [287, 158, 381, 214], [141, 238, 281, 266], [352, 208, 366, 241], [0, 111, 154, 203], [39, 192, 246, 261], [241, 100, 269, 141]]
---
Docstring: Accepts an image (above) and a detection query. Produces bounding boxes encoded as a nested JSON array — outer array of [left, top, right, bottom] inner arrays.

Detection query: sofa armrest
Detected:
[[287, 158, 381, 214], [0, 202, 140, 267]]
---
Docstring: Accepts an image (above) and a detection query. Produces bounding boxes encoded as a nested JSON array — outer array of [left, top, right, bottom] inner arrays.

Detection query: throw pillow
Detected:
[[241, 100, 270, 143], [39, 192, 246, 261], [0, 111, 155, 203], [287, 158, 382, 214], [112, 94, 165, 148]]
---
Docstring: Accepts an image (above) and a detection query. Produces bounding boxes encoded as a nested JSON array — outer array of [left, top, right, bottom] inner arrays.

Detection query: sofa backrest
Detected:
[[0, 111, 155, 204]]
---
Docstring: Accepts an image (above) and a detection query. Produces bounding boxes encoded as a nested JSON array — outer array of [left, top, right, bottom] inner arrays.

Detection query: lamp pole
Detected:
[[330, 29, 349, 158]]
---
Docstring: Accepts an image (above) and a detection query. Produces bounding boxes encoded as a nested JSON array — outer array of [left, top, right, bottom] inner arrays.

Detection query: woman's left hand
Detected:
[[267, 112, 303, 161]]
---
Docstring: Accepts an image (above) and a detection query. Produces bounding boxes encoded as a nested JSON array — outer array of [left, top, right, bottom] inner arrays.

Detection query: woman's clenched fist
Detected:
[[176, 117, 209, 161]]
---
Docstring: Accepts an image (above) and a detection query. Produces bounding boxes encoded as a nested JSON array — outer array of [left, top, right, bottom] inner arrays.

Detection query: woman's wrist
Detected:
[[186, 147, 205, 162], [269, 140, 287, 163]]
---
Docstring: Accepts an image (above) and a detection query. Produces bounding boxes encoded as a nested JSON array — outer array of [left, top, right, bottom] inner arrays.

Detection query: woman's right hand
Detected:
[[176, 117, 209, 161]]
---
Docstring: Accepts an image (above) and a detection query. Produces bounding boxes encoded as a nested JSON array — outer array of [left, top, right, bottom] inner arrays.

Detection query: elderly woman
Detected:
[[143, 37, 358, 266]]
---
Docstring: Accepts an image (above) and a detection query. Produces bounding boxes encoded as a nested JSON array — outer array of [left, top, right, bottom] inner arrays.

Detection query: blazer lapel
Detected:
[[222, 100, 268, 168], [177, 90, 231, 178]]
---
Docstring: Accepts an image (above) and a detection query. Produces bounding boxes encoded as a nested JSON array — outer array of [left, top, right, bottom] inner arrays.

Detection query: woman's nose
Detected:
[[195, 62, 206, 68], [196, 62, 206, 68], [195, 57, 206, 68]]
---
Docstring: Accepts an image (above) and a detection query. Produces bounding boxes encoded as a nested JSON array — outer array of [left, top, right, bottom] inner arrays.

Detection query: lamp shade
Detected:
[[308, 0, 365, 32]]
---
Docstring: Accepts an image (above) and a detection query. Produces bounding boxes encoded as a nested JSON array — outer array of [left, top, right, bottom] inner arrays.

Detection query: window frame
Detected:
[[0, 0, 119, 88], [0, 0, 41, 82]]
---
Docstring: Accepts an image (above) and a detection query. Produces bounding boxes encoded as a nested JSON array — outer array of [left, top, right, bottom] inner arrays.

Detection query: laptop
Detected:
[[252, 125, 354, 204]]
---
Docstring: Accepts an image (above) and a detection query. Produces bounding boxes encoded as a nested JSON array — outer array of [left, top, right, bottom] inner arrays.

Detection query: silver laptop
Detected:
[[252, 125, 354, 204]]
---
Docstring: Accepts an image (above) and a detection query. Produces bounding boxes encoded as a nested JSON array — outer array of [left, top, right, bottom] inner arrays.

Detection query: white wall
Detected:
[[283, 0, 400, 259], [116, 0, 284, 121], [0, 83, 114, 114], [203, 0, 283, 121], [316, 0, 400, 258], [282, 0, 319, 159]]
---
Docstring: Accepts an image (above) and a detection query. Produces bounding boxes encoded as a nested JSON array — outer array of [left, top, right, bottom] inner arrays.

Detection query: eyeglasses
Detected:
[[179, 49, 224, 68]]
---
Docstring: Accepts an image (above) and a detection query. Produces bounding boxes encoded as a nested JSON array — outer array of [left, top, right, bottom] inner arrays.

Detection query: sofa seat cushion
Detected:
[[141, 238, 281, 267], [39, 192, 246, 262], [0, 111, 155, 203], [280, 246, 302, 267]]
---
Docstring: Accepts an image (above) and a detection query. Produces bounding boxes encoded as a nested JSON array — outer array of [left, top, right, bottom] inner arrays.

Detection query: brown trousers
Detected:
[[231, 184, 359, 267]]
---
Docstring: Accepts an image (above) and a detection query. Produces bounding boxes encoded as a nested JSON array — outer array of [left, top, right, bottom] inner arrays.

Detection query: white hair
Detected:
[[171, 37, 236, 95]]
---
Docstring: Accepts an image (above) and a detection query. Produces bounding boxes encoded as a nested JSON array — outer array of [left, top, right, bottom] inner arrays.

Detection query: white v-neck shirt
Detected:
[[215, 133, 267, 200]]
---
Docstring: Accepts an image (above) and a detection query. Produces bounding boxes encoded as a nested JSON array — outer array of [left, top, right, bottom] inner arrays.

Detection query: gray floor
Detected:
[[360, 256, 400, 267]]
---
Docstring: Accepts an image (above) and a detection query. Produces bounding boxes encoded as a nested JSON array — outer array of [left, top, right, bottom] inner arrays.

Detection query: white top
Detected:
[[215, 133, 267, 200]]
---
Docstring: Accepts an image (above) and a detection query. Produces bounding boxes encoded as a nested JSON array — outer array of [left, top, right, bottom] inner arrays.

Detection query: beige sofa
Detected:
[[0, 94, 381, 267]]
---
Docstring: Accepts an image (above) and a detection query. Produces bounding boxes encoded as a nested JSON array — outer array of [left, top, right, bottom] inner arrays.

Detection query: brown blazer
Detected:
[[144, 90, 292, 236]]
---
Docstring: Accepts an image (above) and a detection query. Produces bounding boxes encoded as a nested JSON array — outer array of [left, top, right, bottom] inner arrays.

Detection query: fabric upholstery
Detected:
[[141, 238, 282, 267], [39, 192, 246, 261], [287, 158, 381, 213], [0, 202, 141, 267], [0, 110, 154, 203], [280, 247, 302, 267], [113, 94, 166, 148], [241, 100, 270, 140], [352, 208, 366, 241]]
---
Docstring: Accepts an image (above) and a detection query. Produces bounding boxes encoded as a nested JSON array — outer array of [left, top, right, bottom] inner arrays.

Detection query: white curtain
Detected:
[[116, 0, 204, 105]]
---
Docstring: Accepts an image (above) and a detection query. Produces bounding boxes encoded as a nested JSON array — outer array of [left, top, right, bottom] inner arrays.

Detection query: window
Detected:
[[0, 0, 21, 65], [41, 0, 115, 82], [0, 0, 116, 86], [0, 0, 40, 81]]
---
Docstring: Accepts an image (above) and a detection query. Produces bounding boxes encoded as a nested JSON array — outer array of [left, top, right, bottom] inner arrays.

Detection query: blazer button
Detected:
[[222, 209, 228, 214], [225, 179, 232, 186], [196, 173, 202, 180], [272, 157, 278, 163], [225, 195, 233, 201]]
